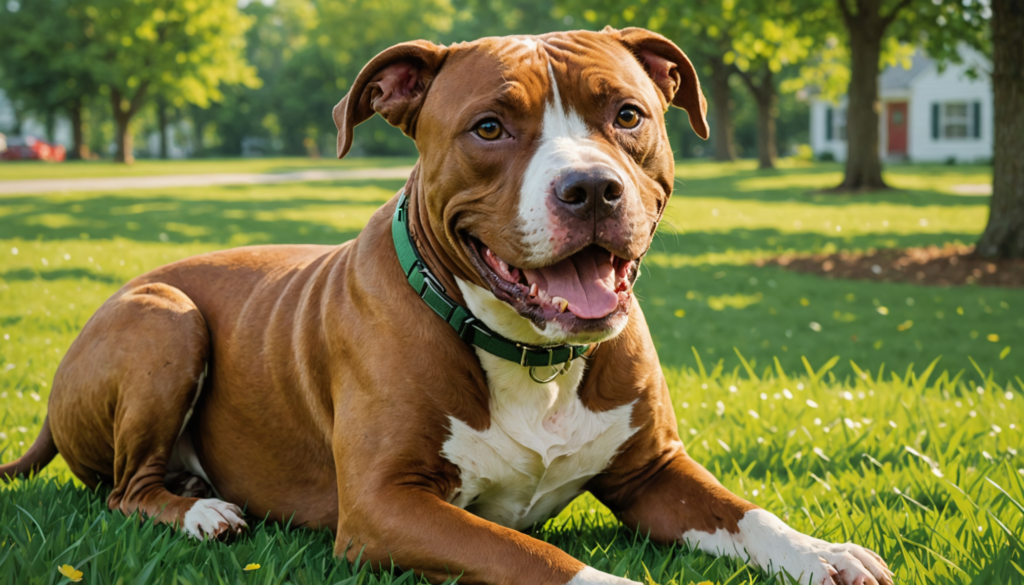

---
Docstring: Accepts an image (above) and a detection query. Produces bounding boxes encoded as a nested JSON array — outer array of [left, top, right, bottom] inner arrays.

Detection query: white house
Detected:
[[810, 48, 993, 163]]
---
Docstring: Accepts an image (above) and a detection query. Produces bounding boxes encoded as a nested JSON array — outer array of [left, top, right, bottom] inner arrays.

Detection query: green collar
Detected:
[[391, 190, 589, 381]]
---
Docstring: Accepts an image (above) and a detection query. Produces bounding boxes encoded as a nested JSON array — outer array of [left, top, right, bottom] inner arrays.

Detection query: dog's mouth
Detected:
[[465, 236, 638, 329]]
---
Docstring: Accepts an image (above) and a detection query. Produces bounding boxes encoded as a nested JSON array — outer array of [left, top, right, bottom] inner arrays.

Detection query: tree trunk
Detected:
[[739, 67, 777, 170], [112, 89, 135, 165], [44, 110, 56, 144], [111, 86, 147, 165], [11, 105, 22, 136], [114, 110, 134, 164], [837, 24, 886, 191], [708, 58, 737, 161], [68, 101, 88, 160], [157, 97, 169, 160], [977, 0, 1024, 258], [754, 81, 777, 170]]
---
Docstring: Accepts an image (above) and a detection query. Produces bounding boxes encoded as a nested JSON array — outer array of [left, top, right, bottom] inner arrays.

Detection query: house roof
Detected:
[[879, 53, 934, 90]]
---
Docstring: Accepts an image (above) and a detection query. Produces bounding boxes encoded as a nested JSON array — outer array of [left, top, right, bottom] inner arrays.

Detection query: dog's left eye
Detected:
[[616, 106, 641, 129], [474, 119, 505, 140]]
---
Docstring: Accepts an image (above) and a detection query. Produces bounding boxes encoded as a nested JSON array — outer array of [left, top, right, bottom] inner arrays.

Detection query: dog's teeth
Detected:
[[529, 283, 538, 298], [553, 297, 569, 313]]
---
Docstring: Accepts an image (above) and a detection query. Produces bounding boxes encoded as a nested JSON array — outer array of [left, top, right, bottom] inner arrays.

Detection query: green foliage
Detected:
[[0, 0, 96, 138], [74, 0, 260, 110], [908, 0, 991, 70]]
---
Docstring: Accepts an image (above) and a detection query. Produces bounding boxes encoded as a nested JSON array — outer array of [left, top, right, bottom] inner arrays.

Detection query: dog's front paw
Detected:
[[739, 510, 892, 585], [182, 498, 248, 540], [772, 540, 892, 585], [567, 566, 642, 585]]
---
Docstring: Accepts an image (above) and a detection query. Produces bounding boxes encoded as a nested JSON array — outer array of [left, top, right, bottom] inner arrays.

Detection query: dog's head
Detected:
[[334, 28, 706, 346]]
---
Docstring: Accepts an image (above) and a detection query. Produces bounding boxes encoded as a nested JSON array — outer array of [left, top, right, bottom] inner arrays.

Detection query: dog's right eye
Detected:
[[474, 119, 504, 140]]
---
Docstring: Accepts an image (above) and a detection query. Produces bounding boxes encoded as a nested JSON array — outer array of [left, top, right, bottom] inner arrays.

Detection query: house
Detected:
[[810, 48, 992, 163]]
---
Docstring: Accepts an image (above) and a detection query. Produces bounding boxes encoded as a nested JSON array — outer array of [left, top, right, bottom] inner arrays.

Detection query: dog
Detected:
[[2, 28, 891, 585]]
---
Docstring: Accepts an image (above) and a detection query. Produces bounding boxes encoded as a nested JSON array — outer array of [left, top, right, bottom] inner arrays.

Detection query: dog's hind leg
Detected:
[[48, 282, 246, 540]]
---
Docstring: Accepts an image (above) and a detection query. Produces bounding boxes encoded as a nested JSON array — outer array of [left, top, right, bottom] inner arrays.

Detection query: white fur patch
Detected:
[[567, 566, 641, 585], [681, 509, 892, 585], [441, 347, 636, 530], [182, 498, 247, 540], [517, 62, 630, 265]]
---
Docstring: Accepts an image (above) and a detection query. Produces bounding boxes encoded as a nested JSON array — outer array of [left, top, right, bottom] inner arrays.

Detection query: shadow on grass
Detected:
[[650, 228, 981, 255], [637, 258, 1022, 383], [0, 187, 398, 245], [0, 267, 124, 284], [673, 164, 989, 207]]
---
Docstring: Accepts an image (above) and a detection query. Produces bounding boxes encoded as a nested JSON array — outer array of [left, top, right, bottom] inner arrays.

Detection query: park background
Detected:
[[1, 0, 1023, 584]]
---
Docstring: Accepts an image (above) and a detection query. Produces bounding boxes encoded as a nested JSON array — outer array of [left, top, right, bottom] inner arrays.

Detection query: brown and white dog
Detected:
[[1, 29, 892, 585]]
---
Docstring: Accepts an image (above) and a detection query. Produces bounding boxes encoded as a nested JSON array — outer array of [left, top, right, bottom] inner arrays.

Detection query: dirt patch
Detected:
[[759, 244, 1024, 288]]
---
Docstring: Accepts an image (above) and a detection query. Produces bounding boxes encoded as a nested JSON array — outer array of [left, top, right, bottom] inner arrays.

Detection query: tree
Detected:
[[831, 0, 919, 191], [0, 0, 97, 159], [73, 0, 259, 163], [705, 55, 738, 161], [976, 0, 1023, 258], [910, 0, 1020, 258]]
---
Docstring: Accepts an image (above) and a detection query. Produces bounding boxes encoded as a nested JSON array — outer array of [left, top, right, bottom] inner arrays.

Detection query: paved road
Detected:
[[0, 166, 414, 195]]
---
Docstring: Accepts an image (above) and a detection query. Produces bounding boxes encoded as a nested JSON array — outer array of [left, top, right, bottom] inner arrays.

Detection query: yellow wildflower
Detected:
[[57, 565, 83, 582], [244, 563, 261, 571]]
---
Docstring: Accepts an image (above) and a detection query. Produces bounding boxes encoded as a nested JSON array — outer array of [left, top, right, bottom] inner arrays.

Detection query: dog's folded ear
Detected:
[[605, 27, 709, 140], [333, 40, 448, 159]]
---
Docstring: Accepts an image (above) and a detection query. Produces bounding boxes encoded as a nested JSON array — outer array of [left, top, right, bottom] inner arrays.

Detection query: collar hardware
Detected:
[[391, 190, 589, 376]]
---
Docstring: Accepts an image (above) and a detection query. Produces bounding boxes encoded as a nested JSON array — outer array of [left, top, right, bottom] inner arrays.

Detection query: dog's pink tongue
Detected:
[[524, 247, 618, 319]]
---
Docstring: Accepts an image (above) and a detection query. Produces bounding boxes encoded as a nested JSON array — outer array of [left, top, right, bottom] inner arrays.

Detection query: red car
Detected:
[[0, 135, 66, 162]]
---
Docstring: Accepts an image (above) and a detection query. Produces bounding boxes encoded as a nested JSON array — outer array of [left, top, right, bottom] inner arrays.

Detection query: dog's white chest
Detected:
[[441, 351, 636, 530]]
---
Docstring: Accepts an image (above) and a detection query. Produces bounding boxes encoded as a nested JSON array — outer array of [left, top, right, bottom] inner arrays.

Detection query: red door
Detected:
[[887, 102, 908, 155]]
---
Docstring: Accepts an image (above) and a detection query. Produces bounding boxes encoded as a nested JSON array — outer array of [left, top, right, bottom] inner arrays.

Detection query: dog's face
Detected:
[[335, 28, 707, 345]]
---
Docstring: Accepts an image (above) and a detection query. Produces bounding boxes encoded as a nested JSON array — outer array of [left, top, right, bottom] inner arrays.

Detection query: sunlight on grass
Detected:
[[1, 161, 1021, 584]]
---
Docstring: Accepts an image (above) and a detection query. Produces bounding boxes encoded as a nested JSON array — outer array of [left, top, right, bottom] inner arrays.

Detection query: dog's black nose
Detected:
[[554, 167, 624, 221]]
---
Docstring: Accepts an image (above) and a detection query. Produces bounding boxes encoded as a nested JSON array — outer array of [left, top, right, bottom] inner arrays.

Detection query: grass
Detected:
[[1, 159, 1022, 583], [0, 156, 415, 181]]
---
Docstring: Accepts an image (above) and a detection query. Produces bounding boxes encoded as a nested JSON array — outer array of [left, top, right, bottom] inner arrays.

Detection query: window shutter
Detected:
[[932, 103, 940, 139], [826, 107, 833, 141], [973, 101, 981, 139]]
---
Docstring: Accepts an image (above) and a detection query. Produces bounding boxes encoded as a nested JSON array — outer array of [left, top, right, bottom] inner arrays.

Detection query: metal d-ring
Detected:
[[529, 365, 563, 384], [528, 347, 564, 383]]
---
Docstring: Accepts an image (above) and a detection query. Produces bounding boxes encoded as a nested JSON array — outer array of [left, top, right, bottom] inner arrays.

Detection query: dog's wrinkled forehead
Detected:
[[422, 32, 666, 140]]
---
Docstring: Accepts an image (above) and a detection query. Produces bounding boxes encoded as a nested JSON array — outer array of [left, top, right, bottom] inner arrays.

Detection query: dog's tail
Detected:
[[1, 416, 58, 482]]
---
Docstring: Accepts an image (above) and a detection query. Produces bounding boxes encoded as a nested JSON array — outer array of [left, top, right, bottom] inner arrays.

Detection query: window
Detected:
[[835, 108, 847, 140], [825, 106, 847, 141], [932, 101, 982, 140], [943, 103, 969, 138]]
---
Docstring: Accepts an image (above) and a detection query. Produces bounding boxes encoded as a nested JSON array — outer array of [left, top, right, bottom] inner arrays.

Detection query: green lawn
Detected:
[[1, 159, 1021, 584], [0, 156, 415, 181]]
